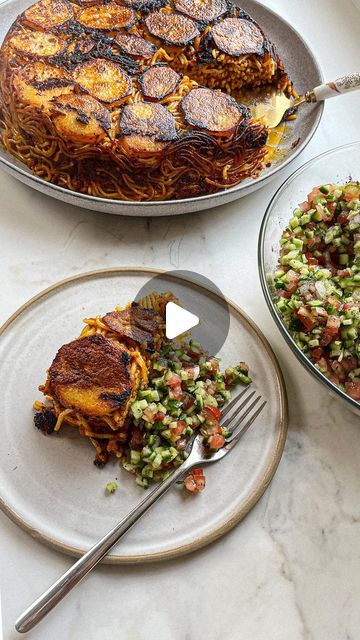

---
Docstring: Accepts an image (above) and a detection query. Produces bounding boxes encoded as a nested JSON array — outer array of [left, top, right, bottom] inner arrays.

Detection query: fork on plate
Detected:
[[15, 386, 266, 633]]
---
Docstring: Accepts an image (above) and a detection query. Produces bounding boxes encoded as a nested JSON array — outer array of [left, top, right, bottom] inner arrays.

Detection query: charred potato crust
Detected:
[[8, 29, 66, 58], [103, 306, 162, 351], [114, 33, 157, 58], [51, 94, 111, 143], [138, 64, 180, 99], [145, 10, 200, 46], [48, 334, 137, 417], [73, 59, 132, 105], [120, 101, 178, 140], [12, 62, 74, 110], [181, 87, 243, 133], [174, 0, 226, 23], [211, 18, 265, 56]]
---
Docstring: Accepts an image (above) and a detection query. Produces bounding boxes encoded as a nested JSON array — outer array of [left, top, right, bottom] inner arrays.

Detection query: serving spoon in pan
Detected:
[[253, 71, 360, 128]]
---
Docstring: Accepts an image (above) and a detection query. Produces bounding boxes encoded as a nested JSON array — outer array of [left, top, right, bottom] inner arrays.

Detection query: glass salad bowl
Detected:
[[258, 142, 360, 417]]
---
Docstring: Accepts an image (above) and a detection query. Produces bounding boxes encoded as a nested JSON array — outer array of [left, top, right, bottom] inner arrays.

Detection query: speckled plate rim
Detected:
[[0, 0, 324, 216], [0, 267, 288, 563]]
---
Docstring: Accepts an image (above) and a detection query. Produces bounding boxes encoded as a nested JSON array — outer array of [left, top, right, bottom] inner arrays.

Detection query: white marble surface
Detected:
[[1, 0, 360, 638]]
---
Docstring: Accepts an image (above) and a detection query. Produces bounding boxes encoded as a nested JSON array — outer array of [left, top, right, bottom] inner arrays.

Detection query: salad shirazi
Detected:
[[34, 293, 251, 491], [274, 182, 360, 401]]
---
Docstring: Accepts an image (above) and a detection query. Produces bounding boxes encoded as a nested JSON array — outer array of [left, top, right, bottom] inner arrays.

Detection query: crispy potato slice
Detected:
[[51, 93, 111, 143], [73, 59, 132, 105], [114, 33, 157, 59], [123, 0, 168, 7], [23, 0, 73, 30], [76, 2, 135, 31], [12, 62, 74, 110], [8, 29, 66, 58], [181, 87, 242, 134], [48, 334, 136, 417], [139, 64, 180, 99], [120, 101, 177, 140], [121, 134, 169, 156], [211, 18, 264, 56], [145, 10, 200, 46], [103, 306, 162, 351], [174, 0, 226, 23]]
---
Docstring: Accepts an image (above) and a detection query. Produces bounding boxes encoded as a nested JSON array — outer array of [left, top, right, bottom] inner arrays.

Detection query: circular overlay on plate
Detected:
[[134, 270, 230, 355], [0, 268, 287, 563]]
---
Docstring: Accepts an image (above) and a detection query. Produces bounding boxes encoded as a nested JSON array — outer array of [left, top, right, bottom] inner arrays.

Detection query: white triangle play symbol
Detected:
[[165, 301, 199, 340]]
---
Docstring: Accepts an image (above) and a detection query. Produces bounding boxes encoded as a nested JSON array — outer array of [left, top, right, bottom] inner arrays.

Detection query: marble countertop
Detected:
[[1, 0, 360, 638]]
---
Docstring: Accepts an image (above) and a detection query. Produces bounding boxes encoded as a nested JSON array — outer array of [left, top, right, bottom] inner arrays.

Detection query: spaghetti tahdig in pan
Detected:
[[0, 0, 295, 201]]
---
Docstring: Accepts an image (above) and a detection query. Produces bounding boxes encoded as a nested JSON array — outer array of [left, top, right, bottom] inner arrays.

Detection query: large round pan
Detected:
[[0, 0, 323, 216]]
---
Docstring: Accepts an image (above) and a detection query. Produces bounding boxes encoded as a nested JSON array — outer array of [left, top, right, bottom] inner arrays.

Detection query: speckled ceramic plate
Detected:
[[0, 268, 287, 563], [0, 0, 323, 216]]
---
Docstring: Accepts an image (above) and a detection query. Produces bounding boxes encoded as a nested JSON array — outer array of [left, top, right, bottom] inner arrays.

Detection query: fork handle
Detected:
[[306, 72, 360, 102], [15, 461, 192, 634]]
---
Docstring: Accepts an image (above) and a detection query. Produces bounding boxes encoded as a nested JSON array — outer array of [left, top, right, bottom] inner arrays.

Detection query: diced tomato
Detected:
[[319, 332, 333, 347], [205, 424, 222, 436], [299, 200, 311, 212], [305, 252, 318, 265], [341, 357, 358, 372], [284, 269, 300, 293], [310, 347, 323, 360], [278, 289, 291, 299], [326, 201, 337, 216], [166, 372, 182, 399], [337, 211, 349, 224], [143, 408, 156, 423], [184, 472, 206, 493], [343, 185, 360, 201], [193, 467, 204, 476], [154, 412, 165, 421], [208, 434, 225, 450], [345, 380, 360, 401], [325, 315, 340, 336], [296, 306, 317, 330], [307, 187, 322, 203], [170, 421, 186, 441], [203, 406, 221, 422], [328, 296, 342, 310]]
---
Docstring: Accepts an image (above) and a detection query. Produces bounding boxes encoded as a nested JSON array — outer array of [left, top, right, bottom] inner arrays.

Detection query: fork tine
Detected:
[[221, 389, 256, 429], [225, 400, 267, 451], [221, 386, 252, 419]]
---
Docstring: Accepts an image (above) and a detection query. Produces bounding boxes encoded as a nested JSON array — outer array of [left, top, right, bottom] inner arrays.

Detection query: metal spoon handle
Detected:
[[306, 72, 360, 102], [15, 462, 190, 634]]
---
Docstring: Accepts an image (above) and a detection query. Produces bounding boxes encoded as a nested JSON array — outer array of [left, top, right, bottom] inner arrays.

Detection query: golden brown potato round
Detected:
[[73, 59, 132, 105], [12, 62, 74, 110], [211, 18, 264, 56], [174, 0, 226, 23], [120, 101, 178, 140], [121, 134, 169, 156], [76, 2, 135, 30], [51, 93, 111, 143], [8, 29, 66, 58], [114, 33, 157, 59], [145, 10, 200, 46], [48, 334, 136, 417], [181, 87, 242, 134], [138, 65, 180, 99], [23, 0, 73, 30]]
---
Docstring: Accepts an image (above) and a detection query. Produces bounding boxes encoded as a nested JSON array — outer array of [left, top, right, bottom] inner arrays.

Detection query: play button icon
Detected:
[[165, 301, 199, 340]]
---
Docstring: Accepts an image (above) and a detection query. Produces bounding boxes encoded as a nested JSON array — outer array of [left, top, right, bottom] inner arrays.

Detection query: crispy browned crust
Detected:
[[145, 10, 200, 46], [22, 0, 73, 30], [174, 0, 226, 23], [50, 93, 111, 143], [181, 87, 243, 133], [139, 64, 180, 99], [211, 18, 264, 57], [103, 306, 162, 351], [7, 29, 66, 58], [48, 334, 136, 417], [73, 59, 132, 105], [114, 33, 157, 58], [120, 101, 178, 140], [12, 62, 74, 110], [76, 2, 135, 31]]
